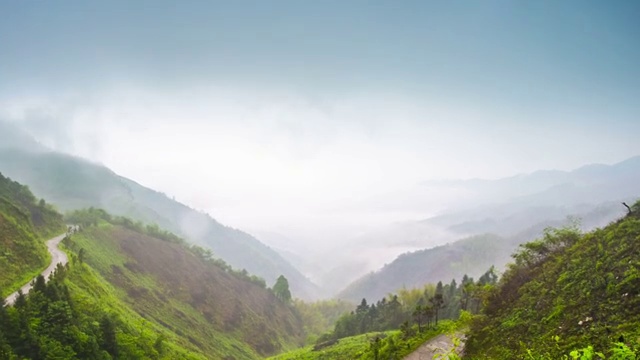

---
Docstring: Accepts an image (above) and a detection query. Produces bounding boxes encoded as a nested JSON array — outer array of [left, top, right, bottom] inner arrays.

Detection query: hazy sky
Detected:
[[1, 1, 639, 237]]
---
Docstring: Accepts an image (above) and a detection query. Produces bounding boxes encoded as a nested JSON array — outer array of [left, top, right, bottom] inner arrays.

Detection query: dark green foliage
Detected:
[[0, 265, 116, 359], [465, 205, 640, 359], [0, 172, 65, 296], [273, 275, 292, 302], [316, 272, 490, 347], [99, 316, 118, 358]]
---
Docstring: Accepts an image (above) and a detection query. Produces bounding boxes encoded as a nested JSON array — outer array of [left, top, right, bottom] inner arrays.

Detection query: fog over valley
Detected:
[[1, 2, 639, 359]]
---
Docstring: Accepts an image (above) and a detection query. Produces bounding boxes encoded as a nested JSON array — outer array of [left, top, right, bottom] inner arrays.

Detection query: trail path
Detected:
[[404, 332, 465, 359], [5, 232, 69, 306]]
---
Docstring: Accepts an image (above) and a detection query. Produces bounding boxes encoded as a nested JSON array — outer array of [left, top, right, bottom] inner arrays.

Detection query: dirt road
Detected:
[[5, 232, 69, 306], [404, 333, 465, 360]]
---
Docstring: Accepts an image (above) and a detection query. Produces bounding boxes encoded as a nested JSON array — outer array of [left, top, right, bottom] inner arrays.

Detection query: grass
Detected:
[[268, 320, 460, 360], [59, 221, 305, 359], [64, 227, 263, 359]]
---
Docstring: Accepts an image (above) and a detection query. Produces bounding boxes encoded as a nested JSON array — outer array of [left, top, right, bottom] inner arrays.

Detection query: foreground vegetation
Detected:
[[268, 319, 462, 360], [1, 175, 306, 359], [464, 201, 640, 359], [0, 173, 65, 297], [62, 209, 306, 358], [271, 265, 490, 359]]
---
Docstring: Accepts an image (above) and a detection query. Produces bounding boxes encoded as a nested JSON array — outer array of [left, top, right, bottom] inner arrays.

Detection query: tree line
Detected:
[[65, 208, 268, 288], [0, 264, 119, 359], [315, 267, 498, 347]]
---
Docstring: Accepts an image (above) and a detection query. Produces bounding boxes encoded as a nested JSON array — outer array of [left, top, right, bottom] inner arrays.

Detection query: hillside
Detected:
[[0, 122, 318, 299], [464, 201, 640, 358], [320, 158, 638, 296], [338, 234, 510, 302], [61, 215, 305, 358], [338, 203, 627, 303], [0, 174, 305, 358], [0, 172, 65, 296]]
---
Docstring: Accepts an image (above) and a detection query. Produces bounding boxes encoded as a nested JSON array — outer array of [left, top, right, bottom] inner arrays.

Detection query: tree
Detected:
[[100, 316, 118, 358], [412, 305, 425, 332], [0, 291, 10, 358], [273, 275, 292, 302], [429, 294, 445, 326]]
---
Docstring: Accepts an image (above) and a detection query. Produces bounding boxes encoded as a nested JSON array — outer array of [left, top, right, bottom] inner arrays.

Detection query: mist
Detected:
[[1, 1, 639, 294]]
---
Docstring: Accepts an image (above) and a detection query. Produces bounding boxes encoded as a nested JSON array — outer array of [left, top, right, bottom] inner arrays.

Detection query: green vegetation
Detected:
[[60, 210, 305, 358], [318, 268, 495, 344], [267, 320, 460, 360], [0, 266, 127, 359], [292, 299, 354, 344], [0, 149, 318, 298], [274, 275, 293, 302], [339, 234, 513, 302], [271, 270, 491, 359], [464, 201, 640, 359], [0, 172, 65, 297], [0, 171, 306, 359]]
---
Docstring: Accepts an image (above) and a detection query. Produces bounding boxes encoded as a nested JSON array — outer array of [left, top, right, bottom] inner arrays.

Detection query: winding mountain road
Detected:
[[404, 332, 465, 360], [5, 232, 69, 306]]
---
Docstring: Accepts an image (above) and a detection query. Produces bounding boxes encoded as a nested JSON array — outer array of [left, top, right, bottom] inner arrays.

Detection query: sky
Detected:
[[1, 1, 639, 240]]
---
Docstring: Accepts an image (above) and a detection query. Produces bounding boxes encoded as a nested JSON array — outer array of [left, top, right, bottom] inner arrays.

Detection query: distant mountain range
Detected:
[[0, 121, 319, 299], [338, 156, 640, 302]]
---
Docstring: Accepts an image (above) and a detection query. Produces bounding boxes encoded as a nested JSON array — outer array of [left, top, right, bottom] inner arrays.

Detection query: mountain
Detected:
[[338, 203, 627, 303], [0, 172, 65, 296], [0, 122, 47, 152], [0, 177, 305, 358], [318, 157, 640, 297], [0, 122, 318, 299], [421, 156, 640, 233], [464, 202, 640, 358], [64, 211, 305, 358]]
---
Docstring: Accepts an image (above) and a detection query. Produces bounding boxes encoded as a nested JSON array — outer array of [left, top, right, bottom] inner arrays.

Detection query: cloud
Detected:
[[1, 83, 638, 241]]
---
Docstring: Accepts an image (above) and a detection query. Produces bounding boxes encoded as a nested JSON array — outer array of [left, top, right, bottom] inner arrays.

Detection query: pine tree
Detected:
[[273, 275, 292, 302]]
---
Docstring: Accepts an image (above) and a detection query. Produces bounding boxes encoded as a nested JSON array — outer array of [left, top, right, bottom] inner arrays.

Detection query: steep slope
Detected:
[[0, 172, 65, 296], [0, 126, 317, 299], [464, 202, 640, 359], [338, 234, 511, 302], [62, 217, 305, 358], [339, 204, 627, 302], [325, 159, 639, 296]]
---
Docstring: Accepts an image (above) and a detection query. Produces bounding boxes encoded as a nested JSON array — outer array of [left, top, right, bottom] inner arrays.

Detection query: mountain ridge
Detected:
[[0, 121, 319, 299]]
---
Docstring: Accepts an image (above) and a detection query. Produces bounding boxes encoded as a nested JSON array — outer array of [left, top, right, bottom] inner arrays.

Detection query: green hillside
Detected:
[[464, 201, 640, 359], [0, 172, 65, 296], [0, 174, 305, 359], [0, 144, 318, 299], [338, 234, 513, 302], [61, 211, 305, 358], [266, 325, 457, 360], [339, 203, 628, 303]]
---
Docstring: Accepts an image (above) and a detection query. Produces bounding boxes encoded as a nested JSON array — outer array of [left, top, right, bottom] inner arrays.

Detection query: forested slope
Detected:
[[338, 234, 512, 302], [63, 209, 305, 358], [0, 173, 306, 358], [0, 172, 65, 296], [0, 141, 318, 299], [464, 201, 640, 358]]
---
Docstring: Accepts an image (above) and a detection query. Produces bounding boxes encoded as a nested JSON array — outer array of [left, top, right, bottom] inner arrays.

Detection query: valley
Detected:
[[1, 2, 639, 358]]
